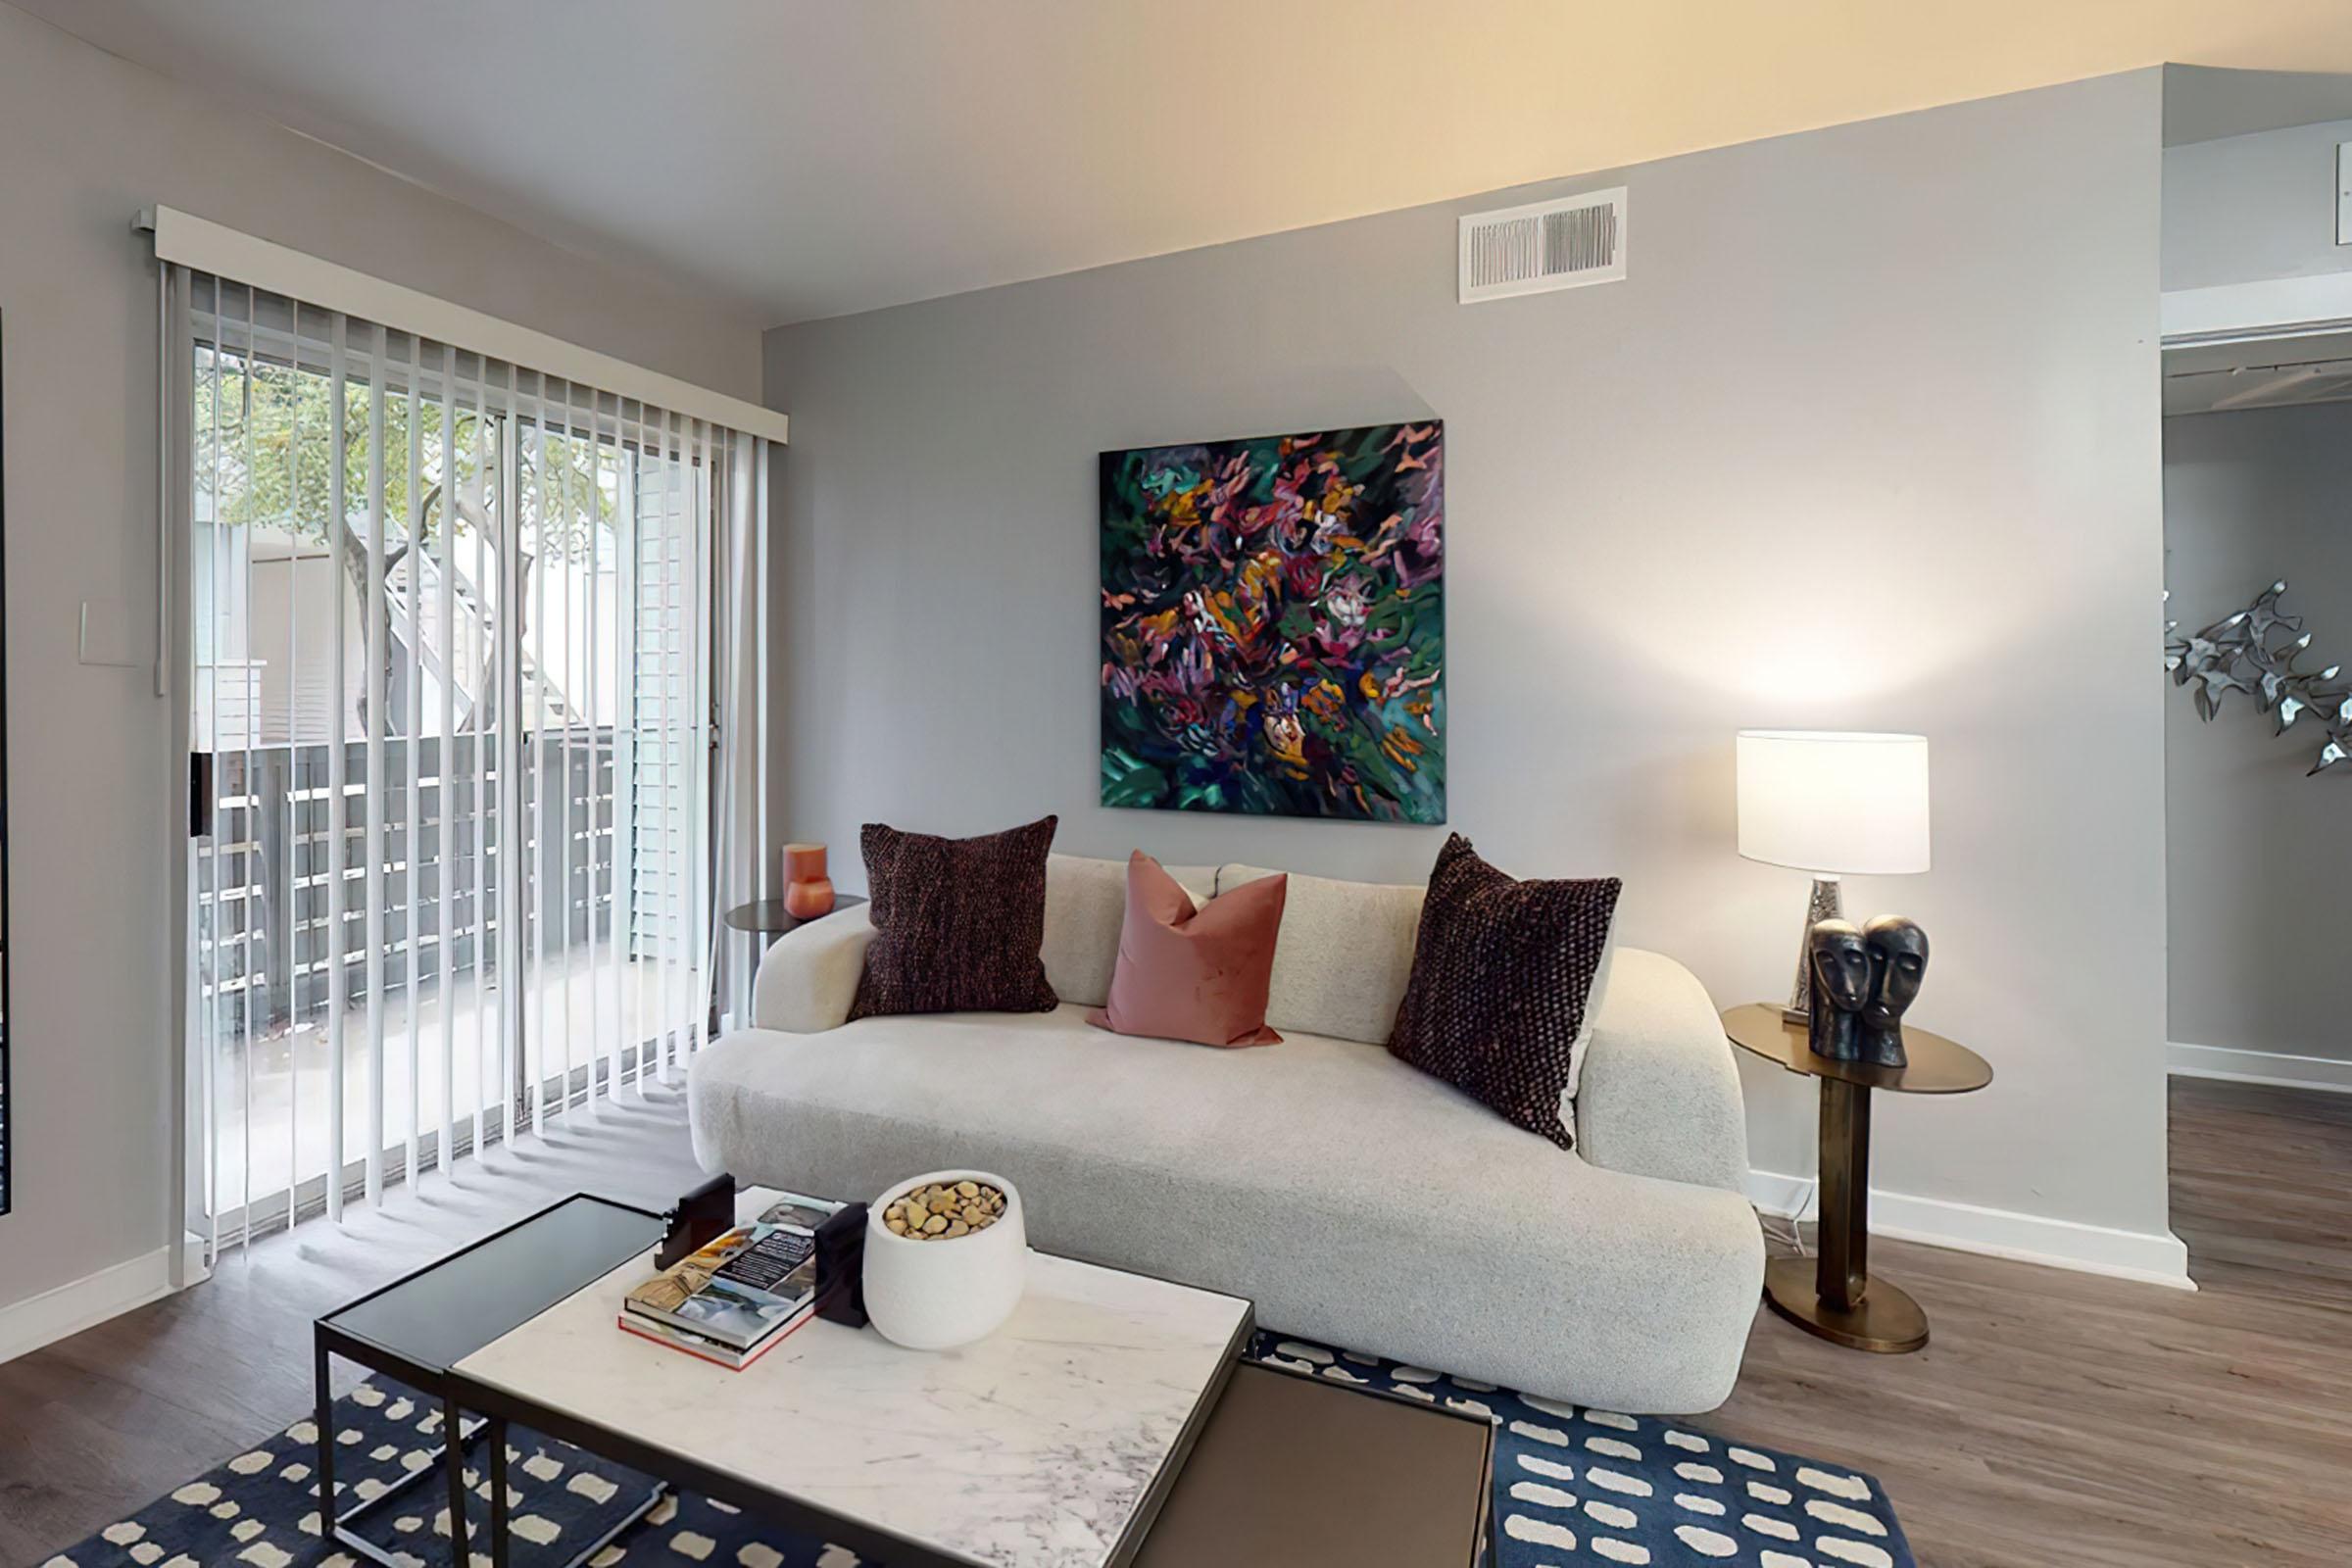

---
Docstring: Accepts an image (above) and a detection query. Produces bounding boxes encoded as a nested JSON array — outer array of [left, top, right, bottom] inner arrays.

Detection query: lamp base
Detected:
[[1783, 875, 1843, 1021]]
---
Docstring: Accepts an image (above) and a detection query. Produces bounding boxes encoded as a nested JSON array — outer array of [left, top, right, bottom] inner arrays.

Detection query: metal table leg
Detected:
[[314, 1341, 660, 1568], [315, 1334, 337, 1542], [489, 1414, 510, 1568], [444, 1392, 472, 1564], [314, 1342, 490, 1568], [1762, 1076, 1932, 1352]]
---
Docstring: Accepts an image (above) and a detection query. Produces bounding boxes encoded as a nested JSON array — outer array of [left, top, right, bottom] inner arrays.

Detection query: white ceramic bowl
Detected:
[[862, 1170, 1028, 1350]]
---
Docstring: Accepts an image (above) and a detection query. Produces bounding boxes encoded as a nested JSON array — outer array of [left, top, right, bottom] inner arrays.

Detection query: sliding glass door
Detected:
[[178, 277, 730, 1256]]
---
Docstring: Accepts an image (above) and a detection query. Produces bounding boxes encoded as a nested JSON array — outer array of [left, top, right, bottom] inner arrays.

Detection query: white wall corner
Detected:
[[0, 1246, 179, 1367], [2169, 1040, 2352, 1095], [1747, 1167, 2194, 1291]]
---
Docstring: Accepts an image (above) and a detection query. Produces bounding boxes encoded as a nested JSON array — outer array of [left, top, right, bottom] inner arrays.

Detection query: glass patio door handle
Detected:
[[190, 750, 216, 839]]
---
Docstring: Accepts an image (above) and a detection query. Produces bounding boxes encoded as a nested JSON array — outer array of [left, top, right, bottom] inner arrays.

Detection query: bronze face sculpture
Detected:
[[1804, 918, 1871, 1061], [1860, 914, 1929, 1068]]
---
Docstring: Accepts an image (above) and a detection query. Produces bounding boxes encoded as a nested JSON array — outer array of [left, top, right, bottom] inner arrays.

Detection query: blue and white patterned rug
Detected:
[[1257, 1333, 1912, 1568], [41, 1330, 1911, 1568]]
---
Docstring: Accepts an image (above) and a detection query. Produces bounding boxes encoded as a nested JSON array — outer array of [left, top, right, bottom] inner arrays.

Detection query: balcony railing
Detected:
[[193, 726, 649, 1029]]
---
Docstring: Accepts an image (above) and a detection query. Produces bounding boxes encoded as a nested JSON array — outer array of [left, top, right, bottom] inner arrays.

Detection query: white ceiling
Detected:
[[23, 0, 2352, 327]]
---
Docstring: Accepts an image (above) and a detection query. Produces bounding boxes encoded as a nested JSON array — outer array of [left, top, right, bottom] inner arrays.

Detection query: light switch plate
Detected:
[[78, 598, 144, 667]]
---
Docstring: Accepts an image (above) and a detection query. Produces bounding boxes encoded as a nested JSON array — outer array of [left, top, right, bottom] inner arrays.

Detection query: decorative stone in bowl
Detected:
[[861, 1170, 1027, 1350]]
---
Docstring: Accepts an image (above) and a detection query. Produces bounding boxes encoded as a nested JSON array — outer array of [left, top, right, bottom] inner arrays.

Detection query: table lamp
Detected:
[[1736, 730, 1931, 1020]]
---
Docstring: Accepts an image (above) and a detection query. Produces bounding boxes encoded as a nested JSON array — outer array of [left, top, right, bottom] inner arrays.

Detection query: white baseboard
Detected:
[[1743, 1167, 1818, 1222], [0, 1245, 178, 1367], [2168, 1041, 2352, 1095], [1746, 1168, 2194, 1291]]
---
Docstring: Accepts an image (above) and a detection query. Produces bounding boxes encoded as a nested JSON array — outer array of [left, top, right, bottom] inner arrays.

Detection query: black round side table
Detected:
[[1723, 1002, 1992, 1353], [722, 893, 865, 938]]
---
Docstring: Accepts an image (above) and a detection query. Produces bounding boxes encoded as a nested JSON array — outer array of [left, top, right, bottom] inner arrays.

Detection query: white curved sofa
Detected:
[[689, 854, 1764, 1413]]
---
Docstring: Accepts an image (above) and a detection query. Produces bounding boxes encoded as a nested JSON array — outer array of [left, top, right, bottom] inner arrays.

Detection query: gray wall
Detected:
[[2164, 117, 2352, 290], [765, 73, 2176, 1241], [0, 4, 764, 1315], [2164, 405, 2352, 1062]]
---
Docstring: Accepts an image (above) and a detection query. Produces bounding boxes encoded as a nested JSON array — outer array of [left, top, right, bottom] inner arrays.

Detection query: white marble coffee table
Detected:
[[453, 1188, 1253, 1568]]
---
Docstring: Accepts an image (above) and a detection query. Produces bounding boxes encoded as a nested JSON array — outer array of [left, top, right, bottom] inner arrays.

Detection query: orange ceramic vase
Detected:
[[783, 843, 836, 919]]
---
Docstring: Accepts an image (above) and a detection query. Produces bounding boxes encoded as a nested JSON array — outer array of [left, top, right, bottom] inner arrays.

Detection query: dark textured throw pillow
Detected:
[[1387, 833, 1621, 1150], [848, 815, 1062, 1020]]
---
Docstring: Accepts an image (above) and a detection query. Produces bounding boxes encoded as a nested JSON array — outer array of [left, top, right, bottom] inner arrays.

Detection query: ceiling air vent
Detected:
[[1457, 186, 1627, 304]]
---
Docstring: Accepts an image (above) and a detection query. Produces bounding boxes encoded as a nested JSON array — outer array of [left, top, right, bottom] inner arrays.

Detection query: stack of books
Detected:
[[620, 1192, 842, 1369]]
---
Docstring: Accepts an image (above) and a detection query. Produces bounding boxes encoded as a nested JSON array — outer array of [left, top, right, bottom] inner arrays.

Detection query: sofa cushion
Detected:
[[1042, 853, 1217, 1007], [850, 816, 1060, 1019], [1087, 853, 1287, 1048], [1217, 864, 1423, 1044], [689, 996, 1765, 1411], [1387, 833, 1621, 1151]]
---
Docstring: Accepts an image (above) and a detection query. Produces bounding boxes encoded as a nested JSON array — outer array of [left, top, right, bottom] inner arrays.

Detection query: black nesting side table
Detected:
[[721, 893, 865, 937], [313, 1195, 667, 1567]]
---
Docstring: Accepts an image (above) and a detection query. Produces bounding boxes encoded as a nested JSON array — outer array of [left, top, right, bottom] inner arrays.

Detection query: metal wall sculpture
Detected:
[[2165, 580, 2351, 776]]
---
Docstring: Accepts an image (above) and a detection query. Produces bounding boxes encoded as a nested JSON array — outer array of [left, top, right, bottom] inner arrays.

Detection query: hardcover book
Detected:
[[616, 1307, 808, 1372], [623, 1191, 840, 1351]]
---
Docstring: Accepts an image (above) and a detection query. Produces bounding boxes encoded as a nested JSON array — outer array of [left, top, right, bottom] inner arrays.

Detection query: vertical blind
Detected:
[[167, 265, 771, 1261]]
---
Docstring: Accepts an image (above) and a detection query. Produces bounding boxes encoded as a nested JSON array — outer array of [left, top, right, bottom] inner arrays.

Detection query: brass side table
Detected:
[[1723, 1003, 1991, 1353]]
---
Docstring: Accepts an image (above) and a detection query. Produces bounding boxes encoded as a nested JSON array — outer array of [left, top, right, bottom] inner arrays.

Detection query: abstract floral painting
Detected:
[[1100, 422, 1445, 822]]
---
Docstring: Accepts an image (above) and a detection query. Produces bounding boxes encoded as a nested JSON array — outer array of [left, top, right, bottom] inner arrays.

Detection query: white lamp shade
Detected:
[[1737, 731, 1930, 875]]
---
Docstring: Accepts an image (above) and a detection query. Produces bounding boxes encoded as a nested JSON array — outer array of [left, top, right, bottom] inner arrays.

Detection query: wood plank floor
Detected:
[[1719, 1077, 2352, 1568], [2, 1077, 2345, 1566], [0, 1089, 708, 1566]]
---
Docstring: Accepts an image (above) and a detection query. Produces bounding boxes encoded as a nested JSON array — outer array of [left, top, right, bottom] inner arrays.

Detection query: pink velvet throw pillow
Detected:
[[1087, 853, 1287, 1048]]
